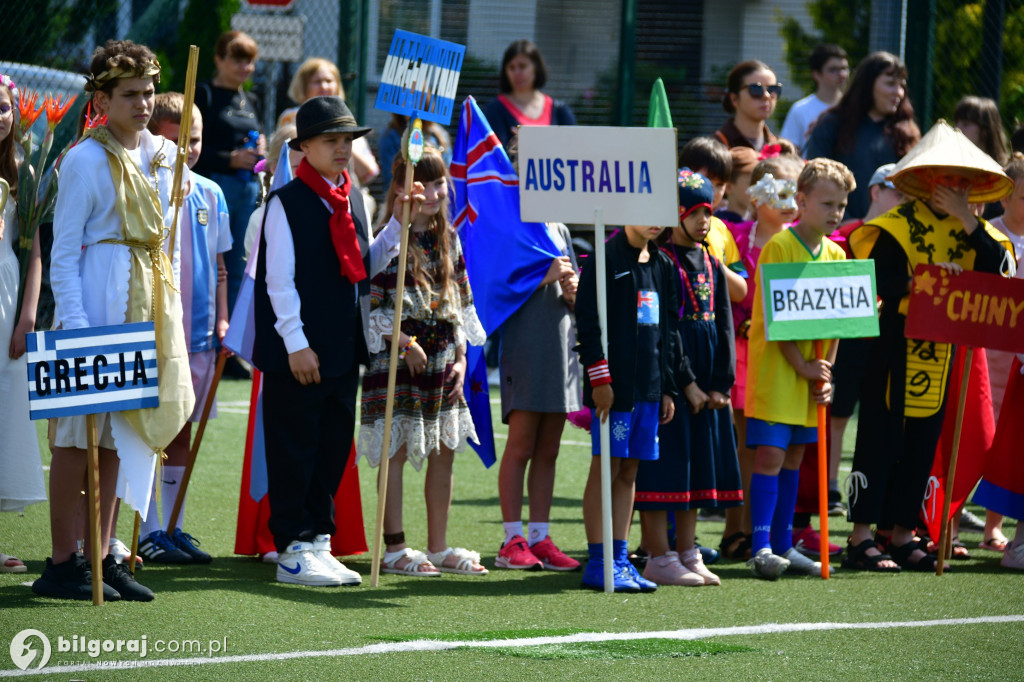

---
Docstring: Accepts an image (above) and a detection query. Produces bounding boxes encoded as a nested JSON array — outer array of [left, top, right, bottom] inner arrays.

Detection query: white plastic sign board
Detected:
[[231, 13, 305, 62], [26, 322, 159, 419], [517, 126, 678, 227]]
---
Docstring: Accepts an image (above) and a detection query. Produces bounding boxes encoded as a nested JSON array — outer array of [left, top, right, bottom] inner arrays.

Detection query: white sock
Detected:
[[139, 488, 162, 537], [503, 521, 524, 544], [528, 522, 549, 546], [160, 466, 186, 532]]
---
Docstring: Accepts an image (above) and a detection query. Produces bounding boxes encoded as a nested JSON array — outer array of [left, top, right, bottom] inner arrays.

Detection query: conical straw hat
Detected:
[[889, 120, 1013, 203]]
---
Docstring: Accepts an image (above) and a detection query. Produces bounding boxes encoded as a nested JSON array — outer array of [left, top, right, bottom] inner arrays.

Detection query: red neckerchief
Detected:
[[295, 158, 367, 284]]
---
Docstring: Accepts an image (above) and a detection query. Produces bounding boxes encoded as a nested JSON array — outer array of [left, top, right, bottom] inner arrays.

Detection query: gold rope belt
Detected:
[[97, 235, 179, 314]]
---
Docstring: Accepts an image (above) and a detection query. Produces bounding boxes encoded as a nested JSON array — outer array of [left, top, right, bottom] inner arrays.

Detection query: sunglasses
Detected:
[[744, 83, 783, 98]]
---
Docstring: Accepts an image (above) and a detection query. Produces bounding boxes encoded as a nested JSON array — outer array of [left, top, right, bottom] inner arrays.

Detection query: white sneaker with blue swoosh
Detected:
[[276, 540, 344, 586], [313, 534, 362, 585]]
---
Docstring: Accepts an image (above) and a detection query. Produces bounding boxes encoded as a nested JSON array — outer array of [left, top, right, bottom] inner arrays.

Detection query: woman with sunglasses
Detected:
[[716, 60, 782, 153], [804, 52, 921, 220]]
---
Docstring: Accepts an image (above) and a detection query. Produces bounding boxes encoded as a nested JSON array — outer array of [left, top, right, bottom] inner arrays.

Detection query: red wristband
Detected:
[[587, 359, 612, 387]]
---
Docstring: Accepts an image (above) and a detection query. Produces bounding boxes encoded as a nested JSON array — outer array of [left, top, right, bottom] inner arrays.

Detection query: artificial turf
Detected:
[[1, 377, 1021, 680]]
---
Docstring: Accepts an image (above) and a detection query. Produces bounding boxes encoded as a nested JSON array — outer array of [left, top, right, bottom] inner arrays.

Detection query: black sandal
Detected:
[[842, 539, 901, 572], [890, 541, 943, 572], [719, 532, 751, 561]]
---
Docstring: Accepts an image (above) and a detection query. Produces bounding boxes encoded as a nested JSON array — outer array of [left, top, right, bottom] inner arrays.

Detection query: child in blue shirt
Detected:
[[138, 93, 231, 563]]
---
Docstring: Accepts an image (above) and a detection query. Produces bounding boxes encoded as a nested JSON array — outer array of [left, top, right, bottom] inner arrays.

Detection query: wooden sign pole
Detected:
[[936, 347, 974, 576], [85, 414, 104, 605], [167, 351, 227, 533], [370, 118, 420, 587]]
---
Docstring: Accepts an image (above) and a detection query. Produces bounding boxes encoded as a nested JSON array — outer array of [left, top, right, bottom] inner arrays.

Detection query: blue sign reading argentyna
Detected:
[[375, 29, 465, 125], [26, 322, 159, 419]]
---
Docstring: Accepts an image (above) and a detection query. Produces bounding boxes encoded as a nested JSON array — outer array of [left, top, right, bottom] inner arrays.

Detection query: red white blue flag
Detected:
[[450, 97, 563, 467]]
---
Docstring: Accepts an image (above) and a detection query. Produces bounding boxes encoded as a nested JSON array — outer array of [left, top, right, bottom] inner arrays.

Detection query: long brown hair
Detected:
[[383, 148, 454, 301], [954, 95, 1010, 165], [828, 52, 920, 157], [0, 83, 17, 198]]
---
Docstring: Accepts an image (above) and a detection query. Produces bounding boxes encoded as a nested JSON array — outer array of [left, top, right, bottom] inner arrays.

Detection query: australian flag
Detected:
[[451, 96, 562, 467]]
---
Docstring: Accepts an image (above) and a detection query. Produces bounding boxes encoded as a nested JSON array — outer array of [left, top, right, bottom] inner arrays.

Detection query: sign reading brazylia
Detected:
[[25, 322, 159, 419], [374, 29, 465, 125], [760, 260, 879, 341], [906, 263, 1024, 353]]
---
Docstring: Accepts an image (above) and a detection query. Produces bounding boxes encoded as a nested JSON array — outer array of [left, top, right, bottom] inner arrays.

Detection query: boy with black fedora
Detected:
[[253, 96, 405, 586]]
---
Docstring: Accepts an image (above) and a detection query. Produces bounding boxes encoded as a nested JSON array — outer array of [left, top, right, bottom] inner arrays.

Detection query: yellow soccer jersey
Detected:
[[745, 228, 846, 427]]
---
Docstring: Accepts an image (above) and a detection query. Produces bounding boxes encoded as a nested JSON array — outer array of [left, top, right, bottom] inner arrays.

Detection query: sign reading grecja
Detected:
[[905, 264, 1024, 354]]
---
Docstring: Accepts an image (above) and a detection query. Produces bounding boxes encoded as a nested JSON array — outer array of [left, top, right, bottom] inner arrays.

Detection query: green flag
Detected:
[[647, 77, 673, 128]]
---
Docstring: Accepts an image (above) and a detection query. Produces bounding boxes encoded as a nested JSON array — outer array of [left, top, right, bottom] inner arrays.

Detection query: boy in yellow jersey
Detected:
[[744, 158, 854, 579]]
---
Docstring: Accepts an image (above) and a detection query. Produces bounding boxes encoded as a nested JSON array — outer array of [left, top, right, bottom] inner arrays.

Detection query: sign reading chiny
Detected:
[[26, 322, 159, 419], [374, 29, 465, 125], [906, 263, 1024, 353], [517, 126, 679, 226], [761, 260, 879, 341]]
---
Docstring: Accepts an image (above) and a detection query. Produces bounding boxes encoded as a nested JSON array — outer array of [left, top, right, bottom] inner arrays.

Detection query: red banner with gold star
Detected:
[[905, 264, 1024, 354]]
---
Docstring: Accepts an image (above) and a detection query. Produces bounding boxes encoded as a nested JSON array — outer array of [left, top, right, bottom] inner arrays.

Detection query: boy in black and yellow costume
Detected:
[[844, 121, 1015, 572]]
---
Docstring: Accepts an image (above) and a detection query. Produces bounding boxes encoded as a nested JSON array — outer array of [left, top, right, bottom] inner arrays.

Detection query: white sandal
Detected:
[[427, 547, 488, 575], [381, 548, 441, 577], [0, 553, 27, 574]]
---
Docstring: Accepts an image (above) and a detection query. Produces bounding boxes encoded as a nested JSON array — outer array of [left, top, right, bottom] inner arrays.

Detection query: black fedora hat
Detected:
[[289, 96, 372, 150]]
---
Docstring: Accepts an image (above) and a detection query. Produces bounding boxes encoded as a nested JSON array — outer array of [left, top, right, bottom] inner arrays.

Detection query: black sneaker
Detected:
[[32, 553, 120, 601], [172, 528, 212, 564], [138, 530, 193, 563], [102, 555, 154, 602], [828, 489, 847, 517]]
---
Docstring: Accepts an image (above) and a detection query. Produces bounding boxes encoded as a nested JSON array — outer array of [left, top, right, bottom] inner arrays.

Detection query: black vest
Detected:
[[253, 179, 371, 377]]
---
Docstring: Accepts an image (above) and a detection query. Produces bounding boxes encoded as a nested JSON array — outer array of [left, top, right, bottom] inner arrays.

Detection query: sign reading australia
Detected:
[[517, 126, 678, 227]]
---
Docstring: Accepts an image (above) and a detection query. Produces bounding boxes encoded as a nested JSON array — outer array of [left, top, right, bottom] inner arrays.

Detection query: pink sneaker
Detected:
[[528, 536, 581, 572], [642, 551, 704, 586], [792, 525, 842, 557], [495, 536, 542, 570]]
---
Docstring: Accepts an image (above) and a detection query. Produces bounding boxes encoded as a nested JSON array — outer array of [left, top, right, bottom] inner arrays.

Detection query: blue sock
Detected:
[[587, 543, 603, 562], [613, 539, 628, 565], [771, 467, 800, 553], [750, 473, 778, 554]]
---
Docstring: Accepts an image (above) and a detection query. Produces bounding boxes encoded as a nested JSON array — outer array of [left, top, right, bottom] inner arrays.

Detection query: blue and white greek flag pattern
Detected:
[[25, 322, 159, 419]]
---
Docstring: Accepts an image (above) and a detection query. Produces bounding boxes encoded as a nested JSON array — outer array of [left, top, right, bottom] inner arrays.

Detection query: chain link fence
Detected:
[[1, 0, 1022, 186]]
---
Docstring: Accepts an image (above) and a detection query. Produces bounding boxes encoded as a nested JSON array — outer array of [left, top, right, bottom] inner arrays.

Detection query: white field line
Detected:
[[3, 615, 1022, 677]]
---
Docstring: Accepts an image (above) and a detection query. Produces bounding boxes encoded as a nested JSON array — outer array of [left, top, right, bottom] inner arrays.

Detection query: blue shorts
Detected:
[[590, 401, 660, 460], [745, 417, 817, 450]]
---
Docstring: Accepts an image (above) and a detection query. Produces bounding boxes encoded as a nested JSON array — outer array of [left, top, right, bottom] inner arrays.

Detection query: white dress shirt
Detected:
[[263, 172, 401, 353]]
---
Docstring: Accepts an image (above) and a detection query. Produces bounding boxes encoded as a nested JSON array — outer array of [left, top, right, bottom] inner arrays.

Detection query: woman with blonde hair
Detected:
[[277, 57, 379, 189]]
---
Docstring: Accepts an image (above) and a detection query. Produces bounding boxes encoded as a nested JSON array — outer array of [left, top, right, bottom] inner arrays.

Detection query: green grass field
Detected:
[[2, 377, 1021, 680]]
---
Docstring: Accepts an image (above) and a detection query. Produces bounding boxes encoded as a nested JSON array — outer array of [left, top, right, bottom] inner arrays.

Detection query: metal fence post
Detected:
[[905, 0, 936, 127]]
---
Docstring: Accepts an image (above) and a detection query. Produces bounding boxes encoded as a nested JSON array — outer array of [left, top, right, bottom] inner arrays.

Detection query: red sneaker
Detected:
[[792, 525, 843, 557], [528, 536, 581, 572], [495, 536, 542, 570]]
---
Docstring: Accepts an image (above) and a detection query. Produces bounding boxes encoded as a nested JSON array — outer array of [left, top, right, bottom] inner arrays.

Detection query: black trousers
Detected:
[[848, 330, 952, 531], [263, 367, 358, 553]]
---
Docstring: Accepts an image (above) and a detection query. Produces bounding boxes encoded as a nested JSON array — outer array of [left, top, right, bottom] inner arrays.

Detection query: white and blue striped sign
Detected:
[[375, 29, 465, 125], [25, 322, 159, 419]]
